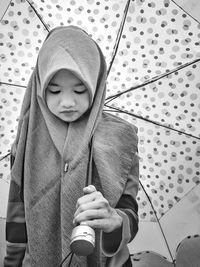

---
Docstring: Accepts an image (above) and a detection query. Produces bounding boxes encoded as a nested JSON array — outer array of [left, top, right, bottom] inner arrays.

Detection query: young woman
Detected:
[[4, 26, 139, 267]]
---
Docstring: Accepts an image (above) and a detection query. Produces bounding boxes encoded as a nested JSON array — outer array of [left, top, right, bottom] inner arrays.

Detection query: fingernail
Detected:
[[89, 185, 96, 191]]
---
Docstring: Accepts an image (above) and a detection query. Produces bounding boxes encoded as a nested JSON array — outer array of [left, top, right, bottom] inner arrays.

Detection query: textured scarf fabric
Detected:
[[10, 26, 138, 267]]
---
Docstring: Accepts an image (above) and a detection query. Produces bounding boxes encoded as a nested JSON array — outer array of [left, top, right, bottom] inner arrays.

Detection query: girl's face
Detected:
[[46, 69, 90, 122]]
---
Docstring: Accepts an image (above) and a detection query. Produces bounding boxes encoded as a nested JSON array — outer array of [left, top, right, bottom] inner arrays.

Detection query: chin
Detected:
[[60, 116, 79, 123]]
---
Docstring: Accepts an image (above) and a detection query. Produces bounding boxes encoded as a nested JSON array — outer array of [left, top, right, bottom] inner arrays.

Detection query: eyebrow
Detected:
[[49, 82, 84, 87], [49, 82, 59, 86]]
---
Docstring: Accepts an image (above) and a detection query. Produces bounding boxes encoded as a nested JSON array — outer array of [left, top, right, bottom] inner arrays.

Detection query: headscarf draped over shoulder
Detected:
[[10, 26, 138, 266]]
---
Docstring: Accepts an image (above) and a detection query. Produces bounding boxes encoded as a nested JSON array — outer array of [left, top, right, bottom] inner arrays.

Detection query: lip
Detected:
[[59, 110, 77, 115], [60, 110, 76, 113]]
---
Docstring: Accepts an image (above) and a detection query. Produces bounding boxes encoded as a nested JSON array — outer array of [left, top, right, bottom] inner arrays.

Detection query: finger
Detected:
[[83, 185, 96, 194], [80, 219, 111, 232], [74, 198, 109, 218], [76, 191, 103, 209], [73, 209, 107, 225], [82, 213, 122, 233]]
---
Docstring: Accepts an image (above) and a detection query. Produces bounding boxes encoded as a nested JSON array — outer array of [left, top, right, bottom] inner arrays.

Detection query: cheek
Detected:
[[46, 95, 56, 110], [46, 95, 51, 109], [82, 95, 90, 111]]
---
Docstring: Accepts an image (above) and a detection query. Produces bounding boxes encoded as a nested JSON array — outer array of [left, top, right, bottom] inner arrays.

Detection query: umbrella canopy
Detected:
[[0, 0, 200, 265]]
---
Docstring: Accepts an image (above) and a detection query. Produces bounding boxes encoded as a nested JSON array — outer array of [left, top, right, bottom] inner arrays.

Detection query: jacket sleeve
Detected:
[[101, 151, 139, 256], [4, 153, 27, 267]]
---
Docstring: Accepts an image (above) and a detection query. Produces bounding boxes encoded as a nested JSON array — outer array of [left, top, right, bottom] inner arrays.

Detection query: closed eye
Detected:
[[49, 90, 60, 94], [47, 85, 61, 94], [74, 85, 87, 94], [74, 90, 86, 94]]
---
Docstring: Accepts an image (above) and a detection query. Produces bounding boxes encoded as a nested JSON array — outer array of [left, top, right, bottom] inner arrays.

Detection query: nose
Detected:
[[60, 95, 75, 109]]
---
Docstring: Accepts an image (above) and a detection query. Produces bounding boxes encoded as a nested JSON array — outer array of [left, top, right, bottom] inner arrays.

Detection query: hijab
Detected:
[[11, 26, 138, 266]]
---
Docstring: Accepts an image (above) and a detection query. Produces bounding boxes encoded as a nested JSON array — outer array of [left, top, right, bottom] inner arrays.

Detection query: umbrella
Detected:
[[0, 0, 200, 266]]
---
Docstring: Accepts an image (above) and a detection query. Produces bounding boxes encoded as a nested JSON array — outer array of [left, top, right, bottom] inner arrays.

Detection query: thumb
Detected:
[[83, 185, 96, 194]]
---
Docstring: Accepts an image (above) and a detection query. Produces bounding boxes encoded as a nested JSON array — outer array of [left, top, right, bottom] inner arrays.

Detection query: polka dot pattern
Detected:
[[0, 157, 10, 183], [0, 0, 200, 220], [0, 84, 25, 156], [0, 0, 48, 86], [106, 0, 200, 96], [108, 61, 200, 139], [111, 112, 200, 221], [30, 0, 125, 63]]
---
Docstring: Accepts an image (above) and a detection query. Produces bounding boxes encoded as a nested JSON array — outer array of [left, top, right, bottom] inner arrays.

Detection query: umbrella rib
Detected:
[[0, 81, 27, 89], [0, 3, 197, 263], [25, 0, 50, 32], [107, 0, 131, 77], [0, 0, 12, 22], [160, 183, 200, 218], [104, 104, 200, 141], [139, 180, 176, 265], [105, 57, 200, 104], [171, 0, 200, 24], [0, 152, 10, 162]]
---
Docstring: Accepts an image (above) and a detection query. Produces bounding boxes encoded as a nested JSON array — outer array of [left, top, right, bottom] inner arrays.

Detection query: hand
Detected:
[[73, 185, 122, 233]]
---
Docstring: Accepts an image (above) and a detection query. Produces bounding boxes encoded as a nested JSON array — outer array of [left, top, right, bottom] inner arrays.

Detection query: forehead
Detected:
[[50, 69, 82, 86]]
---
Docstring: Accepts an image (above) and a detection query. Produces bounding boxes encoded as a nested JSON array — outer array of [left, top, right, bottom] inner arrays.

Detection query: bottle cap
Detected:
[[70, 225, 95, 256]]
